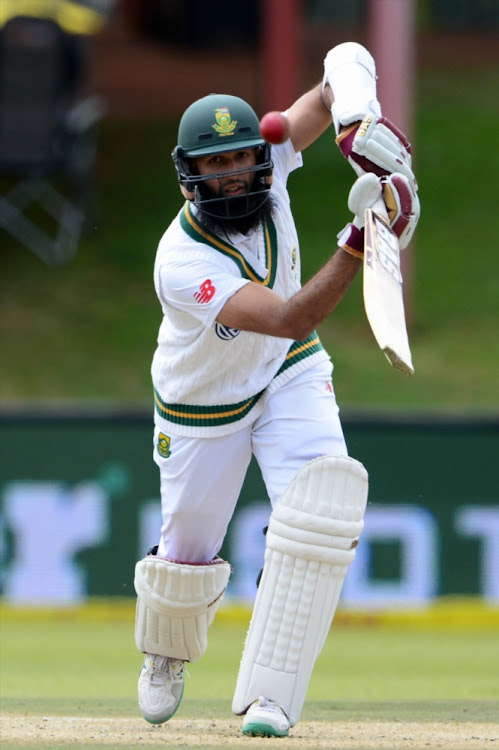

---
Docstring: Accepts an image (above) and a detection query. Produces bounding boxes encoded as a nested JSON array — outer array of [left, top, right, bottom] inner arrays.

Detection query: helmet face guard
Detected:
[[172, 94, 273, 219], [172, 145, 273, 219]]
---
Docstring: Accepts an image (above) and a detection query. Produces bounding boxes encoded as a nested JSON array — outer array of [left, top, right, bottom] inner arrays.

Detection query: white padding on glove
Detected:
[[338, 173, 420, 255], [232, 456, 368, 727], [337, 114, 416, 184], [348, 172, 382, 228], [337, 173, 381, 258], [323, 42, 381, 134], [135, 555, 231, 662]]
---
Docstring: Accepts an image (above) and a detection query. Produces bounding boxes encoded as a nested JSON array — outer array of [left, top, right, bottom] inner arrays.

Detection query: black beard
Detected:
[[195, 184, 275, 236]]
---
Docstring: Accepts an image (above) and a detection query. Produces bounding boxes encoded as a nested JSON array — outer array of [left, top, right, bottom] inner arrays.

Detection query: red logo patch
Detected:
[[194, 279, 216, 304]]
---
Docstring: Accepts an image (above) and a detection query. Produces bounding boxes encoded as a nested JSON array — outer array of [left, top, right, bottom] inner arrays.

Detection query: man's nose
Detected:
[[222, 158, 238, 172]]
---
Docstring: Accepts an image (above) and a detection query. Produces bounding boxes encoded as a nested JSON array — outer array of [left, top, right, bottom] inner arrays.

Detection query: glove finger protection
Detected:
[[336, 115, 416, 185], [348, 172, 382, 226], [382, 173, 420, 249], [338, 172, 420, 257], [337, 173, 381, 258]]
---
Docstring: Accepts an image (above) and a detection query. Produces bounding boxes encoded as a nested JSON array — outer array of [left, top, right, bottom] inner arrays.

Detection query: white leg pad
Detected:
[[232, 456, 368, 726], [134, 556, 231, 662]]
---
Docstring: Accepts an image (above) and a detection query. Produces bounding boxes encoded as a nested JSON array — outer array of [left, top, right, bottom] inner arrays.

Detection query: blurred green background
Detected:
[[1, 0, 498, 413]]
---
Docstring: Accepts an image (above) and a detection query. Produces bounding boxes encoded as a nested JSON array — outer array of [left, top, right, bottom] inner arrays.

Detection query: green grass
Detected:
[[2, 613, 498, 713], [1, 67, 498, 411], [2, 607, 498, 749]]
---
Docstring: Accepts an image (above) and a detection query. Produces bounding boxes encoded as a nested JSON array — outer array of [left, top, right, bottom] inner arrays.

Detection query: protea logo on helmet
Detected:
[[212, 108, 237, 137]]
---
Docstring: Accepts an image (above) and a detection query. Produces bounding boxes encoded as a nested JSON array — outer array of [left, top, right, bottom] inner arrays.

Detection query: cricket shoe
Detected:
[[138, 654, 184, 724], [241, 696, 291, 737]]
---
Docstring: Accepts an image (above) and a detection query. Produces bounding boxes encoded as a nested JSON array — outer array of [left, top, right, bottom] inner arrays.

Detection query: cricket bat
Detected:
[[363, 198, 414, 376]]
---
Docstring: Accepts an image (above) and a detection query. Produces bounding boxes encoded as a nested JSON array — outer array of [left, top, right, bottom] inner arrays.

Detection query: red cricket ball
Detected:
[[259, 111, 289, 145]]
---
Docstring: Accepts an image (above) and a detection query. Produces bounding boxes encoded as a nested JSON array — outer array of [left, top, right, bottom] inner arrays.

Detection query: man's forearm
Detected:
[[282, 249, 361, 340]]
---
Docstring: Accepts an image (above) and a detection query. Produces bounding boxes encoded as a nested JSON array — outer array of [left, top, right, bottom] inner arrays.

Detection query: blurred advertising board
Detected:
[[0, 410, 497, 608]]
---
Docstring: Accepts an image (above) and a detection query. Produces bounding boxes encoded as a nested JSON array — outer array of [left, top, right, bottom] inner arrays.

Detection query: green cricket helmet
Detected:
[[172, 94, 273, 219]]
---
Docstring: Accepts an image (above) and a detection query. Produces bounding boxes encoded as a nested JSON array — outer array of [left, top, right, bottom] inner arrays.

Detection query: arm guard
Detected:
[[323, 42, 381, 133]]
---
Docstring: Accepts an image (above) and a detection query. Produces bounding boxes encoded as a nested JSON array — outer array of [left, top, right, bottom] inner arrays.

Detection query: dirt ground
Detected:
[[2, 716, 498, 748]]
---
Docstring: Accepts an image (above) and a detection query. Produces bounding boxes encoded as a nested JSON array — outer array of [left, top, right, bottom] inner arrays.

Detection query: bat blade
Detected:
[[363, 203, 414, 376]]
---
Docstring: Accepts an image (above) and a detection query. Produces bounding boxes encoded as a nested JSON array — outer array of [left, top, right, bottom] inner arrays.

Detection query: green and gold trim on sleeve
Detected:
[[154, 388, 265, 428], [274, 331, 324, 377], [180, 202, 278, 287]]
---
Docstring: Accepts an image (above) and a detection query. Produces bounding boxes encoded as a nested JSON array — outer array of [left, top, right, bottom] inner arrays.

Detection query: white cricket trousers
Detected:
[[153, 361, 347, 562]]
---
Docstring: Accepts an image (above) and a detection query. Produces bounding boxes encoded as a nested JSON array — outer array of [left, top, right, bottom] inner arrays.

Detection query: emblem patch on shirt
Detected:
[[212, 108, 237, 137], [157, 432, 171, 458], [291, 246, 297, 272], [194, 279, 216, 303], [215, 322, 240, 340]]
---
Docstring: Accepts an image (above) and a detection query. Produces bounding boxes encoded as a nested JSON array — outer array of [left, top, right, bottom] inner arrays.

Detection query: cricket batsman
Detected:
[[133, 41, 420, 737]]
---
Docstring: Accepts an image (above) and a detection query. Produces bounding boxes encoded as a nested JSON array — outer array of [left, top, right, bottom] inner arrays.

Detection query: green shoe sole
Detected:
[[242, 720, 289, 737]]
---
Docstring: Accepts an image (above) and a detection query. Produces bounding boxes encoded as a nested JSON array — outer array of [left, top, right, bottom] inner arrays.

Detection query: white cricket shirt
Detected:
[[151, 139, 330, 437]]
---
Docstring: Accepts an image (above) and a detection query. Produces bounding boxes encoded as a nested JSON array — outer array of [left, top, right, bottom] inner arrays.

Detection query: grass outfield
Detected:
[[1, 601, 498, 748]]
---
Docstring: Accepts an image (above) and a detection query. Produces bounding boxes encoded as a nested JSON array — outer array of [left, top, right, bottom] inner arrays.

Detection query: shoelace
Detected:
[[256, 696, 275, 709], [255, 696, 288, 720], [168, 659, 184, 683], [146, 656, 185, 685]]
